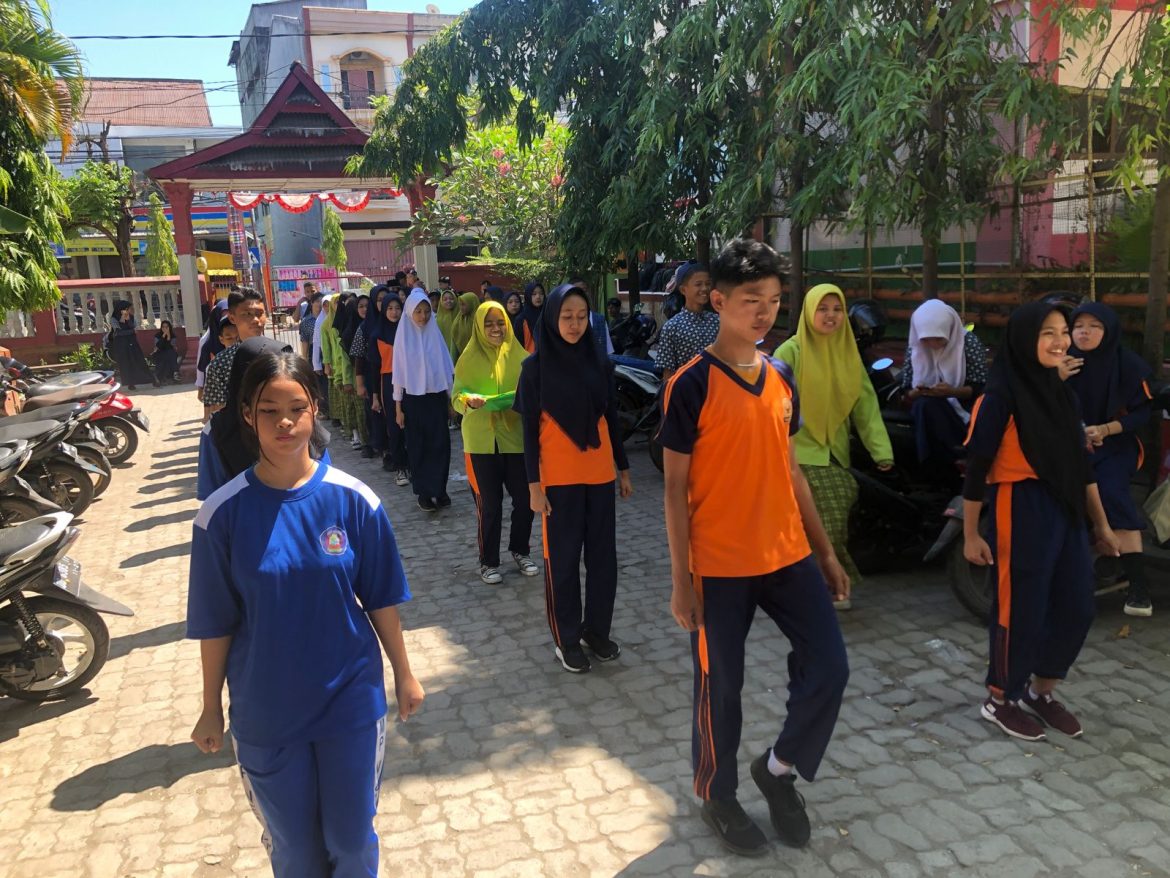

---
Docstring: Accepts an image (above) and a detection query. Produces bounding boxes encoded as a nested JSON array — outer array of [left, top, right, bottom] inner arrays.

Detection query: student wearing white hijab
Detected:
[[899, 299, 989, 486], [312, 294, 334, 417], [393, 288, 456, 512]]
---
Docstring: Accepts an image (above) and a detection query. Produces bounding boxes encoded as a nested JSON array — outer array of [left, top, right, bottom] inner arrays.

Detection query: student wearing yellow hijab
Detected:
[[435, 289, 459, 352], [448, 292, 480, 361], [774, 284, 892, 608], [453, 300, 540, 584]]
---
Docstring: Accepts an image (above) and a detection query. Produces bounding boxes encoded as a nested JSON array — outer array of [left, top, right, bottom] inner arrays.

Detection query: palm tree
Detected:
[[0, 0, 83, 151]]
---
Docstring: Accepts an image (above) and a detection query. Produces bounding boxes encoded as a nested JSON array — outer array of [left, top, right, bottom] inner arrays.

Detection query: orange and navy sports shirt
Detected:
[[961, 392, 1093, 501], [657, 351, 812, 578]]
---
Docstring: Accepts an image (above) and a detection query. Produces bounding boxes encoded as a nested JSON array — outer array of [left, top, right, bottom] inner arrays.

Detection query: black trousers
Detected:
[[402, 391, 450, 500], [316, 372, 331, 417], [692, 556, 849, 799], [380, 374, 407, 470], [364, 394, 386, 452], [467, 452, 533, 567], [542, 482, 617, 649]]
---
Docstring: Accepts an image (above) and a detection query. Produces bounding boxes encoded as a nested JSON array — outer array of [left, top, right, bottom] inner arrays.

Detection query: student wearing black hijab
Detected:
[[369, 292, 408, 479], [514, 284, 633, 674], [513, 282, 546, 353], [962, 302, 1120, 742], [1066, 301, 1155, 616], [108, 300, 158, 389]]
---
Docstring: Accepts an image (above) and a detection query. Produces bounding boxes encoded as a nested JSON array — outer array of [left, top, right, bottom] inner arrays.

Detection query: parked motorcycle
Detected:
[[610, 308, 659, 360], [0, 419, 104, 516], [1, 401, 113, 497], [0, 441, 61, 526], [0, 511, 132, 701], [15, 380, 147, 465], [611, 354, 665, 471]]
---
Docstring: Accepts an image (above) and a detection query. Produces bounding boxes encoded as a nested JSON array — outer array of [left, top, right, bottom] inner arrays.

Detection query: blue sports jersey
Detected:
[[187, 463, 410, 747], [197, 421, 332, 501]]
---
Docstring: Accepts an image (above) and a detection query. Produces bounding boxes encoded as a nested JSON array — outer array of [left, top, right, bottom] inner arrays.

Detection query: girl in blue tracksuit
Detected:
[[187, 350, 424, 878]]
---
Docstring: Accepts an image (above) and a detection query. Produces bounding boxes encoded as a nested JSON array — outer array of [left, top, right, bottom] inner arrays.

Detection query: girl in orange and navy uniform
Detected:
[[963, 302, 1120, 743], [514, 284, 633, 674], [513, 282, 546, 354], [368, 293, 409, 485]]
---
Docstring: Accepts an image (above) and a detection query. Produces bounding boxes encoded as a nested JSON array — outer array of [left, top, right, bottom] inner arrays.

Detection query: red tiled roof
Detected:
[[70, 78, 213, 128]]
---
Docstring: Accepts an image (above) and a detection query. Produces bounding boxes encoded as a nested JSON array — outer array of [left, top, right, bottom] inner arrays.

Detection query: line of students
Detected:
[[189, 245, 1158, 870]]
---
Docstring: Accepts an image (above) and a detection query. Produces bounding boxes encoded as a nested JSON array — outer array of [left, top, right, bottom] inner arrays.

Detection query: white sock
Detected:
[[1028, 686, 1047, 702], [767, 750, 792, 777]]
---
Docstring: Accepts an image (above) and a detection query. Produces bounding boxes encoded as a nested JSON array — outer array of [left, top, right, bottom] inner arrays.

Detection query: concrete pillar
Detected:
[[85, 255, 101, 279], [160, 181, 203, 335], [413, 243, 439, 289]]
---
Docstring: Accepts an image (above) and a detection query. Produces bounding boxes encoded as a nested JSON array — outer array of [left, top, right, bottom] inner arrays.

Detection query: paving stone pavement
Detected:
[[2, 385, 1169, 878]]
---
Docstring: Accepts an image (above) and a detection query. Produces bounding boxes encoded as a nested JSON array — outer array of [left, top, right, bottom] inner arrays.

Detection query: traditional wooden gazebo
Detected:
[[149, 62, 426, 327]]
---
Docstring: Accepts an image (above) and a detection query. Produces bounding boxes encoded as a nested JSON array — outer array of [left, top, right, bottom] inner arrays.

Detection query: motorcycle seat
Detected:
[[22, 386, 113, 410], [0, 403, 86, 426], [0, 513, 67, 568], [23, 371, 110, 396], [0, 420, 63, 444]]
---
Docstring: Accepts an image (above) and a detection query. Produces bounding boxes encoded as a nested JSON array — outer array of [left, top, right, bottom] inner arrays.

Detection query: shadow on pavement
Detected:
[[132, 492, 194, 511], [143, 465, 199, 481], [108, 621, 186, 660], [148, 456, 201, 470], [163, 430, 200, 442], [151, 447, 197, 460], [124, 508, 197, 532], [0, 693, 99, 744], [119, 543, 191, 569], [138, 476, 197, 495], [50, 740, 237, 811]]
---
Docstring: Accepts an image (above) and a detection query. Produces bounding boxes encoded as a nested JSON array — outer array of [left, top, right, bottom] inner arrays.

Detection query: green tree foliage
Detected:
[[60, 160, 138, 277], [0, 0, 82, 310], [408, 122, 568, 263], [321, 206, 347, 273], [144, 192, 178, 276]]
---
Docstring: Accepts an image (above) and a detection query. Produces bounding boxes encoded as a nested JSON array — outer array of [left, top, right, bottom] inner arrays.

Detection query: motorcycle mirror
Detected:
[[870, 357, 894, 371]]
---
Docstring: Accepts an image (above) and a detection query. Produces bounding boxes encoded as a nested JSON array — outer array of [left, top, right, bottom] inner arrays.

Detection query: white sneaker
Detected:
[[479, 566, 503, 585], [512, 553, 540, 577], [395, 470, 410, 487]]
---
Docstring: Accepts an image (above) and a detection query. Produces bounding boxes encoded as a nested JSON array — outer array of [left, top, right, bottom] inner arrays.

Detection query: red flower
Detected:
[[457, 214, 471, 225], [550, 173, 565, 188], [498, 162, 512, 176], [492, 148, 506, 160]]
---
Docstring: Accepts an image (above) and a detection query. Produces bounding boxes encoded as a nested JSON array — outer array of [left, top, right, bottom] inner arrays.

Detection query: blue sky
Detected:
[[49, 1, 471, 128]]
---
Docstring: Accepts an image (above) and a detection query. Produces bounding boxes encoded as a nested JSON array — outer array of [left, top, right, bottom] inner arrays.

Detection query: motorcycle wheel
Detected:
[[75, 447, 112, 497], [0, 596, 109, 701], [948, 540, 993, 623], [0, 496, 46, 526], [649, 437, 664, 473], [36, 460, 95, 517], [614, 389, 641, 441], [99, 417, 139, 464]]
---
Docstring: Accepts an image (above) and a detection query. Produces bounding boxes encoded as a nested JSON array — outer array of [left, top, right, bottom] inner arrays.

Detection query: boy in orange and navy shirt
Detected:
[[658, 239, 850, 856]]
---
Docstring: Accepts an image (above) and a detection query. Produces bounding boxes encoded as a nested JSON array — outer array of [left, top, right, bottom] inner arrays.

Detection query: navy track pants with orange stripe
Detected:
[[467, 452, 533, 568], [691, 555, 848, 800], [985, 480, 1095, 702], [542, 482, 617, 649]]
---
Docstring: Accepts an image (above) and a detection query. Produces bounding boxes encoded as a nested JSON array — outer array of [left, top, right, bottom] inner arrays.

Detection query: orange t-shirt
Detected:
[[376, 339, 394, 376], [539, 413, 616, 486], [964, 395, 1038, 484], [658, 352, 811, 578]]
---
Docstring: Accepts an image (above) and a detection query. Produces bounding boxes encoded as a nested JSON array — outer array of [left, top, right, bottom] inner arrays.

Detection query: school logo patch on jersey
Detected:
[[319, 526, 348, 556]]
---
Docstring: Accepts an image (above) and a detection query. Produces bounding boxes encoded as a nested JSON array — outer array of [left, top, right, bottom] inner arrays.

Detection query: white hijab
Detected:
[[909, 299, 966, 388], [392, 288, 454, 397]]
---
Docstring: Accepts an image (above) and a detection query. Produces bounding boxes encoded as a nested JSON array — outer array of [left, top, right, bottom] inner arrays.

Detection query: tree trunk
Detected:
[[1143, 169, 1170, 378], [921, 229, 940, 299], [117, 213, 135, 277], [625, 250, 640, 312], [695, 234, 711, 265], [787, 220, 805, 330]]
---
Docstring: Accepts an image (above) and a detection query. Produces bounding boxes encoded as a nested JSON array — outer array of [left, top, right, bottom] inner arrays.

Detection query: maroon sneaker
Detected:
[[980, 698, 1046, 741], [1021, 691, 1083, 738]]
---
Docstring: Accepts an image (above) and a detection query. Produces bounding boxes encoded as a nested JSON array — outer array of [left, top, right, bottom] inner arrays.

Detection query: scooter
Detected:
[[0, 401, 113, 497], [610, 354, 665, 471], [0, 420, 104, 516], [0, 511, 132, 701], [0, 441, 62, 525], [14, 381, 147, 465]]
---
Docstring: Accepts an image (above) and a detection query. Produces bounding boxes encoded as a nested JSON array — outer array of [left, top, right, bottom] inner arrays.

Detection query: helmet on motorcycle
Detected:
[[1039, 291, 1084, 316], [848, 299, 887, 348]]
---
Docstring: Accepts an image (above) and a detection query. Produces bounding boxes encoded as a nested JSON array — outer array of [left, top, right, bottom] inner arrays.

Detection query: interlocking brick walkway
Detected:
[[2, 386, 1168, 877]]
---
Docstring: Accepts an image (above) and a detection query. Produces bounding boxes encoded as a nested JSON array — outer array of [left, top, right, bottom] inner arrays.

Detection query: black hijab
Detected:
[[515, 283, 608, 450], [485, 285, 507, 306], [371, 292, 402, 346], [211, 337, 292, 478], [514, 281, 545, 341], [331, 293, 354, 340], [340, 295, 367, 353], [1067, 301, 1151, 426], [986, 302, 1088, 516], [198, 300, 230, 372]]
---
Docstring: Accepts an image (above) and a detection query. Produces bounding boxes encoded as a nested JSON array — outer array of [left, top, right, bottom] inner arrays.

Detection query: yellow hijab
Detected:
[[448, 292, 479, 359], [790, 284, 862, 445], [435, 290, 459, 346], [454, 301, 526, 424]]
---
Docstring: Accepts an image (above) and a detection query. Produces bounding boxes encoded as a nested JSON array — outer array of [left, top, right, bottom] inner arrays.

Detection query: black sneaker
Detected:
[[700, 797, 769, 857], [1124, 584, 1153, 617], [382, 456, 395, 472], [555, 644, 591, 673], [435, 493, 452, 508], [360, 446, 376, 459], [581, 630, 621, 662], [417, 496, 437, 512], [750, 752, 811, 848]]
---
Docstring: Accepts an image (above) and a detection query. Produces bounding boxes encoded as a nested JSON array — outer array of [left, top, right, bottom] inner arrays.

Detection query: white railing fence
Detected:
[[54, 280, 186, 336]]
